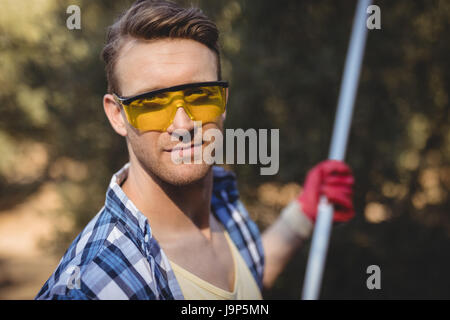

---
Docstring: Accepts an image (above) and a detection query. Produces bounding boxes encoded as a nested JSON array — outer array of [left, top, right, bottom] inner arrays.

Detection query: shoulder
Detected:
[[35, 207, 156, 300]]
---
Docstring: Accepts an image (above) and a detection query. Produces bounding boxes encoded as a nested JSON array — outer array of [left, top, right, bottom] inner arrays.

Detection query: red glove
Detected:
[[297, 160, 355, 223]]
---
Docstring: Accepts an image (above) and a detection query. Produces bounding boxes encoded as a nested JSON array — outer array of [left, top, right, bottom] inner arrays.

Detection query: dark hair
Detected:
[[101, 0, 221, 94]]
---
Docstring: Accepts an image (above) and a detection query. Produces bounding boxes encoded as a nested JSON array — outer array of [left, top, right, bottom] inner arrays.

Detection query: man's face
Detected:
[[111, 38, 224, 186]]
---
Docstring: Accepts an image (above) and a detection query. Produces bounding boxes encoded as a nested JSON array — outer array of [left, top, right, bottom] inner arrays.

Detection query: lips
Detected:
[[164, 140, 204, 152]]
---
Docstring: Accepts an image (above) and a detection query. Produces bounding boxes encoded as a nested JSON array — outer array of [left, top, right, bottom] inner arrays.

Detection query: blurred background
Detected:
[[0, 0, 448, 299]]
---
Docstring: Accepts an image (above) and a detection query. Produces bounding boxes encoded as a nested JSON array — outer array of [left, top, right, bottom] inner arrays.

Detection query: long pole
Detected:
[[302, 0, 372, 300]]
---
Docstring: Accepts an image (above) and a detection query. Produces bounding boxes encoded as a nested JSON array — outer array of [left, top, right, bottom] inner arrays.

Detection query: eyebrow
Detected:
[[125, 77, 222, 97], [130, 86, 161, 97]]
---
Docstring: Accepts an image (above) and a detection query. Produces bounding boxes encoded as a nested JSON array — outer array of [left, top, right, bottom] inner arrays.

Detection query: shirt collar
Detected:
[[105, 163, 151, 241]]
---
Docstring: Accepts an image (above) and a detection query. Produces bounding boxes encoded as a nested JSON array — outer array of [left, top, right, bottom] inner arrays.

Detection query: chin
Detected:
[[155, 161, 212, 186]]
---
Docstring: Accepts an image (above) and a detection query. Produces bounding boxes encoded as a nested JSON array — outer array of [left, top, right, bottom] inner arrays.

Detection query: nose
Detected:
[[166, 101, 195, 134]]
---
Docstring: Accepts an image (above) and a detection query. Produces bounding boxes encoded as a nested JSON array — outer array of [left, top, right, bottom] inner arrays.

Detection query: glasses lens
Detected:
[[122, 84, 226, 132], [185, 86, 226, 124], [124, 97, 176, 131]]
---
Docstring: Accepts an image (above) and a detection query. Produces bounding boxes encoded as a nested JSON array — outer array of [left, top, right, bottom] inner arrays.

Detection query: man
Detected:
[[36, 0, 354, 300]]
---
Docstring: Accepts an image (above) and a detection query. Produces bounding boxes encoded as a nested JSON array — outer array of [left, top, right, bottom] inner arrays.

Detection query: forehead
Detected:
[[115, 38, 218, 96]]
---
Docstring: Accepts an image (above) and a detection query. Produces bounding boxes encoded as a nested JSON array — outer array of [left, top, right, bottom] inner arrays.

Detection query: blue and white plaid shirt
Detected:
[[36, 164, 265, 300]]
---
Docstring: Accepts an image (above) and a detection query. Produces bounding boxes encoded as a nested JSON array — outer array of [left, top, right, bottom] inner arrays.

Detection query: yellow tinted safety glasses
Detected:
[[113, 81, 228, 132]]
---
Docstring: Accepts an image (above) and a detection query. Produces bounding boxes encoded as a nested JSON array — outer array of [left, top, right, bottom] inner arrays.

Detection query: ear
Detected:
[[103, 94, 128, 137]]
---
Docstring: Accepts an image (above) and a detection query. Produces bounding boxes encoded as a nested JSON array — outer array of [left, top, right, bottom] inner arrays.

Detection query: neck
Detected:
[[121, 156, 214, 242]]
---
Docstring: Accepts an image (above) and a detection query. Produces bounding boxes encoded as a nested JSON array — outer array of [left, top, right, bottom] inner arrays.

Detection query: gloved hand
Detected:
[[297, 160, 355, 223]]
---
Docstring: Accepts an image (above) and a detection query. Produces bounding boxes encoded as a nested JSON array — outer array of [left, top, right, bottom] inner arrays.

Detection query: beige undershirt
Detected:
[[169, 231, 262, 300]]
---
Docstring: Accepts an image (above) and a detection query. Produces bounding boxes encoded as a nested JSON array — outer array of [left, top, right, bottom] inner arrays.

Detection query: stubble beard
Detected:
[[127, 132, 213, 187]]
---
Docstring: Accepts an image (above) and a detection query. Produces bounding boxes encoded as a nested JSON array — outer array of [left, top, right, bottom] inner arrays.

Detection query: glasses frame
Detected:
[[113, 81, 229, 106]]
